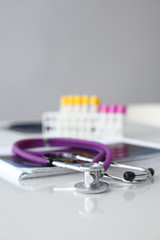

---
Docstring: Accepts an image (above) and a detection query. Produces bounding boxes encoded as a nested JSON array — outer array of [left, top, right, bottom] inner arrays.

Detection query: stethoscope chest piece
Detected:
[[74, 163, 109, 194]]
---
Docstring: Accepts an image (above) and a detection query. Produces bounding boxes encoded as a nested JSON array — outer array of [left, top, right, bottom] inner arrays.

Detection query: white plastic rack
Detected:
[[42, 110, 126, 140]]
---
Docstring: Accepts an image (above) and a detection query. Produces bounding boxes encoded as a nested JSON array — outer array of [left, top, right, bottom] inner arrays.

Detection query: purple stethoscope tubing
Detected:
[[12, 138, 112, 170]]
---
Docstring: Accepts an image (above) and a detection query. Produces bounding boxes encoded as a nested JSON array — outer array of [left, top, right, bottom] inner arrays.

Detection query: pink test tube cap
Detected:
[[116, 105, 127, 113], [108, 104, 117, 113], [99, 105, 109, 113]]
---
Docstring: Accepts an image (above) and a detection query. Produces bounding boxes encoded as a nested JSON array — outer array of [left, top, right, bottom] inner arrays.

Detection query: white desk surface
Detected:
[[0, 122, 160, 240]]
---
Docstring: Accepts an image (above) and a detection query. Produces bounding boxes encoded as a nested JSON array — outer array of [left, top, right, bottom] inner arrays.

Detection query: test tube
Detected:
[[59, 95, 68, 113], [81, 95, 89, 113], [108, 104, 117, 135], [73, 95, 81, 113], [115, 105, 126, 136], [86, 95, 100, 139], [89, 95, 100, 113], [67, 95, 74, 112], [98, 104, 109, 138], [71, 95, 81, 137]]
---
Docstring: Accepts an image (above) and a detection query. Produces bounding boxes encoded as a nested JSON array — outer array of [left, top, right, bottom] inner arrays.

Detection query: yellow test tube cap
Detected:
[[81, 95, 89, 104], [67, 95, 74, 104], [73, 95, 81, 104], [60, 95, 68, 105], [90, 95, 101, 105]]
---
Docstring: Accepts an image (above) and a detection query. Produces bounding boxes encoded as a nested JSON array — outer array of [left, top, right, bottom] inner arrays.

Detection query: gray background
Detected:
[[0, 0, 160, 121]]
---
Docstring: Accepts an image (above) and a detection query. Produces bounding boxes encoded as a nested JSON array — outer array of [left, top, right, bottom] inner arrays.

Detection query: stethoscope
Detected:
[[12, 138, 154, 194]]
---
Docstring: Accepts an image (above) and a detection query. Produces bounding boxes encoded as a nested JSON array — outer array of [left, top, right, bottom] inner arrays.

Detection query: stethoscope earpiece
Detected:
[[123, 168, 154, 182], [148, 168, 154, 176], [123, 171, 136, 181]]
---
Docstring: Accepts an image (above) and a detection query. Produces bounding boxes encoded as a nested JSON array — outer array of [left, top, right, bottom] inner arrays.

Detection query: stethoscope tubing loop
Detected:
[[12, 138, 112, 171]]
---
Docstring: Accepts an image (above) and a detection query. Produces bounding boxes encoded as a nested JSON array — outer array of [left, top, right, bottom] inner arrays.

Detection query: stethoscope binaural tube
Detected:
[[12, 138, 112, 171]]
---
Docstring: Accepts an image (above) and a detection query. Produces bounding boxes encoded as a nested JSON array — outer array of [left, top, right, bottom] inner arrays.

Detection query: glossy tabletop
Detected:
[[0, 122, 160, 240]]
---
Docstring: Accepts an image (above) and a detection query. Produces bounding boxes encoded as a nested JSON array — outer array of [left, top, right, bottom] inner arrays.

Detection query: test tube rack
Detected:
[[42, 104, 126, 140]]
